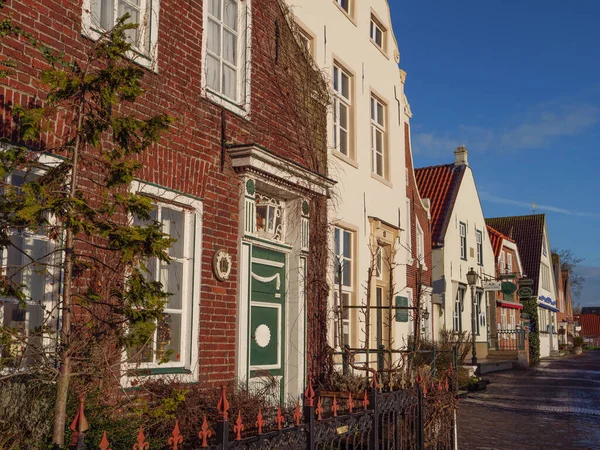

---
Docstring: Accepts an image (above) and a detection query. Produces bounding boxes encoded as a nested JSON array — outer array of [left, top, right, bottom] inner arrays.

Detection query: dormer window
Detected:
[[542, 238, 547, 257], [369, 15, 386, 52]]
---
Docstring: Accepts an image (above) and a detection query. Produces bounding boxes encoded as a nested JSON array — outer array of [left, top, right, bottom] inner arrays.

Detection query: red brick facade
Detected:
[[404, 122, 432, 327], [0, 0, 328, 385]]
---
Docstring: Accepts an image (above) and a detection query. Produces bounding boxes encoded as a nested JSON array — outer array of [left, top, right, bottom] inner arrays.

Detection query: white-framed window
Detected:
[[509, 309, 516, 329], [202, 0, 251, 116], [541, 263, 551, 290], [453, 286, 465, 332], [416, 221, 424, 264], [501, 311, 508, 332], [507, 253, 513, 274], [375, 246, 383, 279], [333, 63, 352, 158], [126, 181, 202, 380], [255, 193, 285, 242], [0, 165, 62, 368], [476, 229, 483, 266], [542, 238, 547, 257], [333, 291, 350, 348], [370, 95, 386, 178], [476, 290, 485, 335], [499, 250, 505, 273], [335, 0, 350, 14], [459, 222, 467, 260], [82, 0, 160, 70], [334, 227, 353, 289], [295, 22, 315, 58], [369, 15, 385, 50], [406, 199, 412, 254]]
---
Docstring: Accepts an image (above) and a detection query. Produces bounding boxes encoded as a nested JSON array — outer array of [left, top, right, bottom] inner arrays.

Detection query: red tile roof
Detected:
[[485, 215, 546, 295], [414, 164, 466, 247], [486, 225, 515, 259], [578, 313, 600, 337]]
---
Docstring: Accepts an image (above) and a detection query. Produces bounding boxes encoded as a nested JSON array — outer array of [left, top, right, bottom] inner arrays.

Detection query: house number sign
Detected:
[[213, 249, 232, 281]]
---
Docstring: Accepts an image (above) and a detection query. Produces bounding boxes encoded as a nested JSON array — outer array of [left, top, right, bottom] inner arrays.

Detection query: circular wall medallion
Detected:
[[254, 324, 271, 348], [213, 249, 232, 281], [245, 179, 255, 195]]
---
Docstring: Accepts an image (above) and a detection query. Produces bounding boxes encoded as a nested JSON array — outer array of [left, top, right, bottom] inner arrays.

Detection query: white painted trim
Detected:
[[252, 257, 285, 269], [236, 242, 251, 383], [81, 0, 160, 71], [200, 0, 252, 117]]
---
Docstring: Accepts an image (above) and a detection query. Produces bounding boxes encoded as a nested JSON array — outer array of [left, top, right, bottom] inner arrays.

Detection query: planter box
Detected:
[[467, 380, 487, 392], [574, 346, 583, 355]]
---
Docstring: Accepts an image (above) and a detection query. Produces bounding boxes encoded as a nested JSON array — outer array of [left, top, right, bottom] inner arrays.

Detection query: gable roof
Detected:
[[414, 164, 466, 247], [582, 307, 600, 315], [485, 214, 546, 295], [486, 224, 515, 259]]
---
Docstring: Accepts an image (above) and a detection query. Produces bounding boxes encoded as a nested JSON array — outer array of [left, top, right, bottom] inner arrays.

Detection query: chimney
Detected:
[[454, 146, 468, 166]]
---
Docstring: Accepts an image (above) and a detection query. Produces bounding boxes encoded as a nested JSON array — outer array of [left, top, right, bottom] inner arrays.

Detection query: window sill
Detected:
[[370, 39, 389, 59], [371, 172, 392, 188], [332, 149, 358, 169], [460, 257, 468, 261], [204, 89, 250, 119], [333, 1, 357, 26]]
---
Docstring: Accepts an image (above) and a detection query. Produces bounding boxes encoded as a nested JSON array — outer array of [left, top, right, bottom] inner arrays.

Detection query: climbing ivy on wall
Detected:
[[522, 298, 540, 363]]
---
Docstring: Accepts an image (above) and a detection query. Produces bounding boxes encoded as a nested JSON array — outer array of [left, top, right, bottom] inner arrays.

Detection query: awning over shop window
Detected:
[[497, 300, 523, 310], [538, 303, 559, 313]]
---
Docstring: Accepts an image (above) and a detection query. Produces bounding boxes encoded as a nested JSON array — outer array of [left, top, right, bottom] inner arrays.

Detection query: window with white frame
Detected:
[[375, 246, 383, 279], [501, 311, 508, 332], [453, 286, 465, 332], [334, 227, 353, 349], [84, 0, 160, 67], [406, 199, 412, 254], [296, 23, 314, 58], [416, 221, 424, 264], [507, 253, 513, 274], [541, 263, 551, 290], [476, 290, 485, 335], [335, 0, 350, 14], [203, 0, 250, 110], [369, 16, 385, 50], [0, 169, 61, 367], [542, 238, 547, 257], [459, 222, 467, 260], [128, 182, 201, 373], [333, 63, 352, 158], [370, 95, 386, 178], [509, 309, 516, 329], [255, 193, 285, 242], [476, 229, 483, 265], [499, 250, 505, 273]]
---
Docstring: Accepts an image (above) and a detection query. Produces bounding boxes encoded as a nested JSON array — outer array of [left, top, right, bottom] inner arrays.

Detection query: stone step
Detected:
[[487, 352, 519, 361], [478, 360, 514, 375]]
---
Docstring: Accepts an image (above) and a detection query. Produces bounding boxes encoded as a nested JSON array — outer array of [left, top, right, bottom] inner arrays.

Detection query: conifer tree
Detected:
[[0, 17, 174, 447]]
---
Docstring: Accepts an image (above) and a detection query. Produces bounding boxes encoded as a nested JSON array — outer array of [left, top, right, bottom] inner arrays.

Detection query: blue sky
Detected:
[[390, 0, 600, 306]]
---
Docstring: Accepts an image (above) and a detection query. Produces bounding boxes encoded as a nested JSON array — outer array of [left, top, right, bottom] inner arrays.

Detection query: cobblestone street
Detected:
[[458, 351, 600, 450]]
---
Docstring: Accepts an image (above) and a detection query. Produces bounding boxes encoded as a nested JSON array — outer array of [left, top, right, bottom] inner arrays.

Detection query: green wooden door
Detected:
[[249, 247, 285, 383]]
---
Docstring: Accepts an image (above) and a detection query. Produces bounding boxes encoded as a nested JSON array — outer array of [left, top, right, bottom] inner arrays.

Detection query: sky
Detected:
[[389, 0, 600, 306]]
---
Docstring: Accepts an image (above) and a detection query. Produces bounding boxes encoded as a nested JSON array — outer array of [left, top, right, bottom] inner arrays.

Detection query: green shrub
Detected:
[[573, 336, 585, 348]]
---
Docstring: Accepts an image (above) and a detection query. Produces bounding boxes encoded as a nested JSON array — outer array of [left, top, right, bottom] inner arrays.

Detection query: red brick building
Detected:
[[0, 0, 332, 399], [576, 308, 600, 346]]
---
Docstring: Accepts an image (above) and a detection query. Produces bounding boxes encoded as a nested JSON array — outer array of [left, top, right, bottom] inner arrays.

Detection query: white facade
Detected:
[[288, 0, 413, 366], [428, 150, 495, 354], [537, 223, 559, 357]]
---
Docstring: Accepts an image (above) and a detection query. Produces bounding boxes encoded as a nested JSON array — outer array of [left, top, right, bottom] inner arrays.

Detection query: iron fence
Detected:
[[72, 375, 457, 450], [490, 329, 526, 351]]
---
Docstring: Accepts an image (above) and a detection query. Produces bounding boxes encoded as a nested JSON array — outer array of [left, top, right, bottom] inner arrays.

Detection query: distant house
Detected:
[[552, 254, 575, 345], [415, 146, 495, 362], [576, 310, 600, 346], [486, 215, 559, 358]]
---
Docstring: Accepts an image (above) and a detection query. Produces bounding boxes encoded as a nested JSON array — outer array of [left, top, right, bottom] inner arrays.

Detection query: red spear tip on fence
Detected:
[[134, 425, 149, 450], [304, 378, 315, 407], [233, 411, 244, 441], [99, 431, 112, 450], [347, 392, 354, 413], [362, 390, 369, 410], [256, 409, 266, 434], [293, 401, 302, 425], [217, 385, 230, 420], [167, 420, 183, 450], [70, 396, 89, 434], [198, 415, 213, 448]]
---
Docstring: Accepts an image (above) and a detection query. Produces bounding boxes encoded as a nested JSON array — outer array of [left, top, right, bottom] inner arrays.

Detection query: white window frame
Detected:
[[124, 181, 202, 384], [334, 0, 351, 15], [375, 246, 383, 280], [370, 95, 386, 178], [476, 229, 483, 266], [333, 63, 352, 158], [507, 253, 513, 274], [416, 220, 425, 265], [509, 309, 516, 329], [81, 0, 161, 71], [201, 0, 252, 117], [541, 263, 550, 290], [0, 154, 62, 369], [453, 286, 465, 332], [459, 222, 467, 260], [500, 250, 505, 273], [369, 15, 385, 51], [333, 226, 353, 350]]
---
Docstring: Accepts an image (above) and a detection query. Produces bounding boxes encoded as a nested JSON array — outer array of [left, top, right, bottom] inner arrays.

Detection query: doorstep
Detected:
[[477, 359, 515, 375]]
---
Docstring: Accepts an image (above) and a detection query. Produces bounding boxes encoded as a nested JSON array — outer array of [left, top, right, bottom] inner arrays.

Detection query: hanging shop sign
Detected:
[[483, 280, 502, 291]]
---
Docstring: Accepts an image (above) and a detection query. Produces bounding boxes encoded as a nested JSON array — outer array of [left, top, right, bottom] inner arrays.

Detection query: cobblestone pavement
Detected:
[[457, 351, 600, 450]]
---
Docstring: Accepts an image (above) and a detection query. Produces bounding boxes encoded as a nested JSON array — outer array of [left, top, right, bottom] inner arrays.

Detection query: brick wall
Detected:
[[0, 0, 328, 385], [404, 122, 433, 324]]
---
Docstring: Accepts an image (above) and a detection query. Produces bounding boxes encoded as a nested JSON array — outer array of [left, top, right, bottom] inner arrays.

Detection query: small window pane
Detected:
[[342, 259, 351, 287], [161, 261, 183, 310], [223, 29, 237, 64], [208, 0, 221, 19], [377, 102, 384, 126], [118, 1, 140, 44], [341, 72, 349, 99], [207, 19, 222, 55], [223, 64, 238, 99], [162, 207, 185, 258], [339, 130, 348, 155], [334, 228, 340, 255], [223, 0, 238, 31], [343, 231, 352, 258], [162, 313, 182, 362], [206, 54, 221, 90]]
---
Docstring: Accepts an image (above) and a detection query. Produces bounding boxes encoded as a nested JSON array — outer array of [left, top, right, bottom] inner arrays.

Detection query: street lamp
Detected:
[[466, 267, 479, 367]]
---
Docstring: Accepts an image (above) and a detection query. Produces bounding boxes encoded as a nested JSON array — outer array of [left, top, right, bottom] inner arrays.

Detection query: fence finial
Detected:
[[233, 411, 244, 441], [304, 378, 315, 407], [331, 395, 339, 417], [99, 431, 112, 450], [315, 397, 323, 420], [362, 390, 369, 410], [69, 396, 89, 448], [293, 400, 302, 425], [217, 385, 230, 420], [275, 406, 285, 430], [347, 392, 354, 413], [198, 415, 212, 448], [256, 409, 266, 434], [133, 425, 149, 450], [167, 420, 183, 450]]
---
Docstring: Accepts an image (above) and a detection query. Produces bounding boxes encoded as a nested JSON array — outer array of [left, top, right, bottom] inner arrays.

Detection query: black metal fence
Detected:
[[78, 377, 456, 450]]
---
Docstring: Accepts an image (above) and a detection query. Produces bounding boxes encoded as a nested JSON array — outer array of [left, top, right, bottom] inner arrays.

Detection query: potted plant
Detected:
[[466, 375, 487, 392], [573, 336, 584, 355]]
